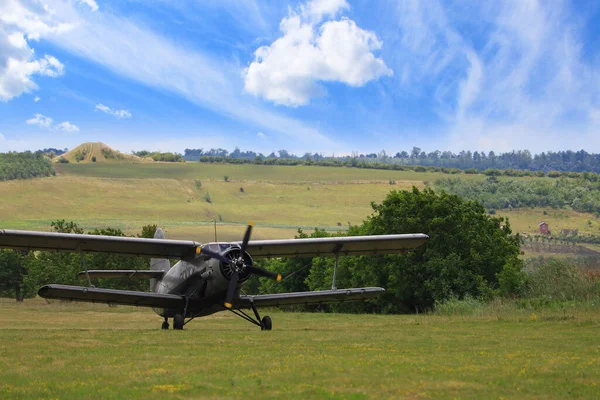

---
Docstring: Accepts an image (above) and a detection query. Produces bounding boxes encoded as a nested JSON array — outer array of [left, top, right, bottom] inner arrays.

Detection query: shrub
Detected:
[[91, 156, 97, 162], [547, 171, 561, 178], [204, 192, 212, 203], [388, 180, 396, 185], [58, 157, 69, 164], [224, 176, 229, 182], [433, 296, 487, 316], [414, 166, 426, 172], [464, 168, 479, 174], [195, 180, 202, 189], [239, 187, 245, 193]]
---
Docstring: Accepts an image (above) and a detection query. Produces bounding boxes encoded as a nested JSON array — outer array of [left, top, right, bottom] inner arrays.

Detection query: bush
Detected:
[[239, 187, 245, 193], [91, 156, 97, 162], [224, 176, 229, 182], [195, 180, 202, 189], [57, 157, 69, 164], [204, 192, 212, 203]]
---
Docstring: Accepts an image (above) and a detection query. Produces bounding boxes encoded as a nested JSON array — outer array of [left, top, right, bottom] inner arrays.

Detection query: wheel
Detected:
[[173, 314, 184, 330], [161, 320, 169, 330], [261, 315, 272, 331]]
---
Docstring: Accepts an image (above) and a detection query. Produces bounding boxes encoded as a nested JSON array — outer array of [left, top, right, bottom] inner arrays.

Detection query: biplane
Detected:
[[0, 225, 427, 330]]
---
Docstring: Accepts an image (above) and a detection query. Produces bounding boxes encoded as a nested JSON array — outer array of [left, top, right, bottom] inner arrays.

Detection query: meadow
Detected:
[[1, 163, 599, 247], [0, 298, 598, 399]]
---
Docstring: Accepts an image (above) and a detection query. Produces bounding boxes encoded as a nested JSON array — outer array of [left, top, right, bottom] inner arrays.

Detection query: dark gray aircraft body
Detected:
[[1, 225, 427, 330]]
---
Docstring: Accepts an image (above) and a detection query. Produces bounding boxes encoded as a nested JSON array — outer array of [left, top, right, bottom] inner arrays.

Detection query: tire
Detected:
[[161, 320, 169, 330], [173, 314, 184, 330], [261, 315, 272, 331]]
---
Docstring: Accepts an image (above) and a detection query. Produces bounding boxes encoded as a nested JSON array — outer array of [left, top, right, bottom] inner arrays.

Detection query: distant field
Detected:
[[56, 162, 486, 183], [1, 163, 599, 248], [0, 298, 598, 399]]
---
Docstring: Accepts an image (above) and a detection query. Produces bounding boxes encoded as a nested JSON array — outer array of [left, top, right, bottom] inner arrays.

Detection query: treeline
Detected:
[[434, 176, 600, 214], [185, 147, 600, 173], [0, 152, 55, 181], [35, 148, 67, 158], [133, 150, 183, 162], [0, 221, 157, 301]]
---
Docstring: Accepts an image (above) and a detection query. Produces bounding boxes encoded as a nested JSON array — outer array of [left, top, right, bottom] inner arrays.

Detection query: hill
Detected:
[[56, 142, 148, 164]]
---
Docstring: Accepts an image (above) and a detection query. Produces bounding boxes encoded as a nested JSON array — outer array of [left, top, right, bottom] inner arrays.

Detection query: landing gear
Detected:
[[261, 316, 272, 331], [173, 314, 184, 330], [224, 301, 273, 331], [161, 318, 169, 330]]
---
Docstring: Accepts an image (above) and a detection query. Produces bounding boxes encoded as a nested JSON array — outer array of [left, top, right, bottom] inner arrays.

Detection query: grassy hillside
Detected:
[[57, 142, 146, 164], [0, 298, 598, 399], [2, 163, 599, 250]]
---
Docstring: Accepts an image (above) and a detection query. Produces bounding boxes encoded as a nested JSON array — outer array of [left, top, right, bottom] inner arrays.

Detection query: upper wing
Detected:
[[38, 284, 185, 308], [235, 287, 385, 308], [0, 229, 201, 259], [243, 234, 428, 258], [76, 270, 165, 280]]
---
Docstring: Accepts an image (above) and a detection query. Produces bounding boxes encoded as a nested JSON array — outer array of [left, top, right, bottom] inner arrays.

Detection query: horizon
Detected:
[[1, 0, 600, 154]]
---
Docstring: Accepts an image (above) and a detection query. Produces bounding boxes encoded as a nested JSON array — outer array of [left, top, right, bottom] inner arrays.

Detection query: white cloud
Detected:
[[301, 0, 349, 23], [257, 132, 266, 138], [26, 113, 53, 128], [393, 0, 600, 152], [95, 103, 132, 119], [26, 113, 79, 132], [79, 0, 98, 12], [0, 0, 70, 101], [244, 1, 392, 106], [34, 96, 40, 102], [55, 121, 79, 132], [35, 1, 334, 150]]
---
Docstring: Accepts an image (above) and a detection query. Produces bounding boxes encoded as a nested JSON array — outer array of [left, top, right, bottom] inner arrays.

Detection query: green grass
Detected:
[[56, 162, 486, 183], [2, 163, 600, 250], [0, 298, 598, 399]]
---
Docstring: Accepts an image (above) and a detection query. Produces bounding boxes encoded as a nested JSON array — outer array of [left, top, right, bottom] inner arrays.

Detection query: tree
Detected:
[[305, 187, 522, 313], [0, 250, 28, 301]]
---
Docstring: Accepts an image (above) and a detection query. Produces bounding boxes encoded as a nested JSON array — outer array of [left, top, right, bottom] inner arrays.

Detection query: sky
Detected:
[[1, 0, 599, 155]]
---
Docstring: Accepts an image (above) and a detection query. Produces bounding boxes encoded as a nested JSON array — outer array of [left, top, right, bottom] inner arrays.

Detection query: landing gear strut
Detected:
[[225, 301, 272, 331], [161, 318, 169, 330]]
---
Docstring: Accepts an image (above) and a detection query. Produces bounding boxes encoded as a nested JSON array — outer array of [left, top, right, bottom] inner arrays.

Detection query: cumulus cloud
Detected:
[[34, 96, 40, 102], [26, 113, 53, 128], [26, 113, 79, 132], [55, 121, 79, 132], [95, 103, 132, 119], [244, 0, 392, 106], [0, 0, 71, 101], [257, 131, 266, 138]]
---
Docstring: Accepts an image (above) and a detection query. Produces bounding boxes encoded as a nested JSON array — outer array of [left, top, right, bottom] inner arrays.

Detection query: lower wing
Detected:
[[38, 285, 185, 309], [235, 287, 384, 308]]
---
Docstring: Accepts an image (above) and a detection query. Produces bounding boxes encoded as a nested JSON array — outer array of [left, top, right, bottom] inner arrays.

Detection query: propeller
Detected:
[[198, 223, 282, 309]]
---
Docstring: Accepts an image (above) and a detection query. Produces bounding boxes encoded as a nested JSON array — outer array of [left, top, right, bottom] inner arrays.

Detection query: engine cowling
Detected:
[[219, 247, 253, 282]]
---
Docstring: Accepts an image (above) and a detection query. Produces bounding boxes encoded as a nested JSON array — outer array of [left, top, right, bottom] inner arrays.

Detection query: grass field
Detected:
[[1, 163, 599, 247], [0, 298, 598, 399]]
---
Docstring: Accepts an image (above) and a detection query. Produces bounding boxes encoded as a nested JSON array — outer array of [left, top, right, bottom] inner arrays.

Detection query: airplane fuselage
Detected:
[[152, 251, 244, 318]]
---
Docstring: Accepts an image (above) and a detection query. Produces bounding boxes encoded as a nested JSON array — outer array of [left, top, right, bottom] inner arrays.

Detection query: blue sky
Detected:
[[1, 0, 599, 155]]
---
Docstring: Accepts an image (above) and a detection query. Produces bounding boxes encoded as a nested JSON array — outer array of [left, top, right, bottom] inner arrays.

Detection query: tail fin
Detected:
[[150, 228, 171, 292]]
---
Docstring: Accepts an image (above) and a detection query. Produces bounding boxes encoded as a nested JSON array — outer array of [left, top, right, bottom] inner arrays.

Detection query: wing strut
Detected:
[[79, 247, 93, 288], [331, 243, 343, 290]]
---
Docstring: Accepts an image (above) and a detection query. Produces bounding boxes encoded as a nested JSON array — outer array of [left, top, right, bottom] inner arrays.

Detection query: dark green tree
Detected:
[[306, 187, 522, 313], [0, 250, 28, 301]]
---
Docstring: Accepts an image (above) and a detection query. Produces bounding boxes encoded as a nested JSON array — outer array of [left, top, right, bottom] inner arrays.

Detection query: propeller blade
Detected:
[[199, 247, 231, 264], [240, 223, 253, 254], [224, 271, 239, 309], [247, 266, 282, 281]]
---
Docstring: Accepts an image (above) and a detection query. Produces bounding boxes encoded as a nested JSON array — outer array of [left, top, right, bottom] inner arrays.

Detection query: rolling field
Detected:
[[1, 162, 599, 250], [0, 298, 598, 399]]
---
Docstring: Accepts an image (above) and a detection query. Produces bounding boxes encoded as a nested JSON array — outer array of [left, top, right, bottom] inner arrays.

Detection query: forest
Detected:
[[433, 176, 600, 215], [0, 152, 55, 181], [186, 147, 600, 173]]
